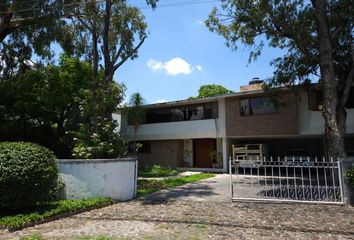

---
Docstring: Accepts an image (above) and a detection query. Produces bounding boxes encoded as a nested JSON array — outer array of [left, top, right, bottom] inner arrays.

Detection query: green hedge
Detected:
[[0, 142, 60, 210], [0, 198, 112, 231]]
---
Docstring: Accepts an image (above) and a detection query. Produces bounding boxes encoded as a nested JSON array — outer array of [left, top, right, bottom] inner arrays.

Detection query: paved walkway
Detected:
[[140, 174, 230, 202], [1, 174, 354, 240]]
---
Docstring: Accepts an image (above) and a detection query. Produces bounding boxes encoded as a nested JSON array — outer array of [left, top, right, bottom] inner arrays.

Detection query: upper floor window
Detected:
[[308, 87, 354, 111], [240, 97, 277, 116], [128, 102, 218, 125]]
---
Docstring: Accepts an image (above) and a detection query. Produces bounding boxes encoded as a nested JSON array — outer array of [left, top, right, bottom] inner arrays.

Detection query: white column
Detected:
[[222, 137, 228, 173]]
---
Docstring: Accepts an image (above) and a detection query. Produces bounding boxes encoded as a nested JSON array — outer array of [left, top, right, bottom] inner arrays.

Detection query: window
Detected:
[[171, 107, 185, 121], [308, 88, 323, 111], [308, 87, 354, 111], [240, 97, 277, 116], [187, 105, 204, 120], [204, 102, 218, 119], [128, 102, 218, 124]]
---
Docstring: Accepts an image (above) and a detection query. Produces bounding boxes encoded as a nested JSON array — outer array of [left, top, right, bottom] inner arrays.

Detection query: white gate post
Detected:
[[229, 156, 233, 199]]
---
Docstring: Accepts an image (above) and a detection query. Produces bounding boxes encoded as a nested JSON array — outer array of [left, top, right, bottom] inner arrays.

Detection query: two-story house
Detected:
[[118, 80, 354, 172]]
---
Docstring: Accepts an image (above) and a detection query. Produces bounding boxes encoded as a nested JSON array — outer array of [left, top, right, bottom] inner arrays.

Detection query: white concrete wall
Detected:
[[297, 92, 354, 135], [124, 119, 218, 141], [216, 98, 227, 138], [57, 158, 137, 201]]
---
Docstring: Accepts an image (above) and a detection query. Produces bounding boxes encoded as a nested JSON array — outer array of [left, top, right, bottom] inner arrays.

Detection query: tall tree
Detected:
[[0, 0, 77, 76], [128, 93, 145, 155], [0, 55, 94, 157], [69, 0, 150, 128], [207, 0, 353, 158]]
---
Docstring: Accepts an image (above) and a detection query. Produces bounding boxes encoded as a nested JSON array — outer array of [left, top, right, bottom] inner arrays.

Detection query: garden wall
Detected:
[[57, 157, 137, 201]]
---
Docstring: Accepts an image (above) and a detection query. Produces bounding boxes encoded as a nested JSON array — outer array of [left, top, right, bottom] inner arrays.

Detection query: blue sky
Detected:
[[118, 1, 285, 104]]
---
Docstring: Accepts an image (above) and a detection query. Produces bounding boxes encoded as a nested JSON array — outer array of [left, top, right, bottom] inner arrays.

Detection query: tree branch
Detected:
[[112, 38, 130, 64], [113, 36, 146, 72]]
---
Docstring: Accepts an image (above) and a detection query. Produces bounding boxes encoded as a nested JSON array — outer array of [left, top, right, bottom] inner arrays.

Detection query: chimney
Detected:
[[240, 77, 264, 92]]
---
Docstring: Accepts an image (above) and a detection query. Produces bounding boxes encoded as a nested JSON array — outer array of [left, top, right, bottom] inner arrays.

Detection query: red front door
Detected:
[[194, 139, 216, 168]]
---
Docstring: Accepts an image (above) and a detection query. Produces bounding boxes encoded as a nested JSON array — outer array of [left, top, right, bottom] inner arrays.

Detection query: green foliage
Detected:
[[75, 237, 115, 240], [138, 165, 179, 178], [0, 55, 127, 158], [137, 173, 215, 196], [72, 79, 127, 159], [72, 119, 127, 159], [128, 93, 146, 128], [209, 151, 223, 166], [189, 84, 233, 100], [0, 198, 112, 231], [0, 0, 71, 77], [127, 92, 146, 155], [206, 1, 352, 88], [345, 167, 354, 187], [0, 55, 94, 157], [20, 234, 44, 240], [0, 142, 59, 210]]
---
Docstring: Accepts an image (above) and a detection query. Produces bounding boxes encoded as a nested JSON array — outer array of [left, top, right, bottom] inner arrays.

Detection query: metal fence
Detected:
[[229, 156, 344, 204]]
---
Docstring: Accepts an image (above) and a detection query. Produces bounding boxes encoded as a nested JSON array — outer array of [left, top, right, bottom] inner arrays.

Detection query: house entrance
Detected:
[[193, 139, 216, 168]]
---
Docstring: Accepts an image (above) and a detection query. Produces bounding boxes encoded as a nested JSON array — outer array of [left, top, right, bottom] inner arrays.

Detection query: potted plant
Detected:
[[209, 151, 223, 168]]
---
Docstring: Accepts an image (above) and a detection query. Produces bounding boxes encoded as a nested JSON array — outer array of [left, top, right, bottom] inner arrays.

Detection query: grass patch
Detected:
[[0, 198, 112, 231], [138, 165, 179, 178], [19, 234, 44, 240], [137, 173, 215, 197]]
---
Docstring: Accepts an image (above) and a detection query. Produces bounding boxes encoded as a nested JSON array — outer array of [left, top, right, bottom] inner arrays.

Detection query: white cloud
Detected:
[[146, 59, 163, 71], [156, 99, 167, 103], [147, 57, 192, 76], [196, 65, 203, 71], [196, 19, 204, 25]]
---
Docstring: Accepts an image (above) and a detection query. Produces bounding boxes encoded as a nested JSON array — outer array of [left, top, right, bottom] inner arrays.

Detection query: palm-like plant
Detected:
[[128, 93, 145, 155]]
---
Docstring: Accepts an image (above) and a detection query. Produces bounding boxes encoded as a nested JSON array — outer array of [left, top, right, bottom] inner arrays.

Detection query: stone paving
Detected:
[[1, 175, 354, 240]]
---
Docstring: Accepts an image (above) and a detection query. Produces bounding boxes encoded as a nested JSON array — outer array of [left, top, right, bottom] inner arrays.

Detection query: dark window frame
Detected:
[[308, 87, 354, 111], [239, 97, 278, 116], [128, 102, 218, 125]]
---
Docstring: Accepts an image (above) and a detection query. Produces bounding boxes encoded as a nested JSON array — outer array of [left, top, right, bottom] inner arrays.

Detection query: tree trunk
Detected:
[[313, 0, 346, 159], [91, 19, 99, 134], [103, 0, 114, 121], [103, 0, 112, 84], [0, 12, 15, 42], [133, 129, 137, 156]]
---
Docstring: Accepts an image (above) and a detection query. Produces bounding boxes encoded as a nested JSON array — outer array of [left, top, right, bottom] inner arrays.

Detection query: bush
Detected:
[[72, 119, 127, 159], [345, 166, 354, 187], [0, 142, 60, 210], [138, 165, 179, 178]]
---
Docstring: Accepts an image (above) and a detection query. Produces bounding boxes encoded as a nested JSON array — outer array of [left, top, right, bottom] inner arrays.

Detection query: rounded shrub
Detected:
[[0, 142, 59, 210]]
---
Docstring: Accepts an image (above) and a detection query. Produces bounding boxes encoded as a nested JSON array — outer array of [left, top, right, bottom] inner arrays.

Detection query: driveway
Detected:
[[1, 174, 354, 240], [140, 174, 231, 203]]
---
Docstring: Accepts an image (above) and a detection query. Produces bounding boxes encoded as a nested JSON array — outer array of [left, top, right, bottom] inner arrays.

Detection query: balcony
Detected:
[[123, 119, 217, 140]]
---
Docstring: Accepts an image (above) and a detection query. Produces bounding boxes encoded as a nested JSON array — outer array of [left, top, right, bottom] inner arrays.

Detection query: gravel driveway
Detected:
[[1, 174, 353, 240]]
